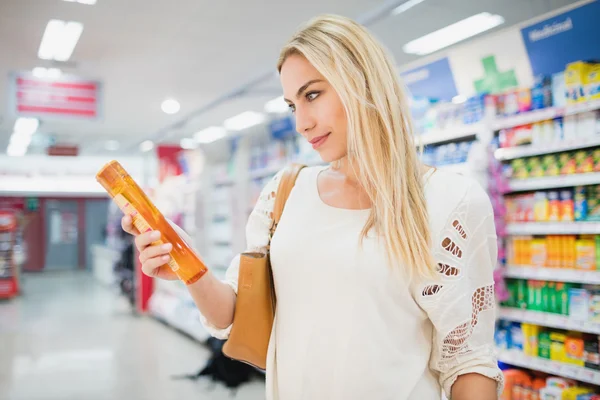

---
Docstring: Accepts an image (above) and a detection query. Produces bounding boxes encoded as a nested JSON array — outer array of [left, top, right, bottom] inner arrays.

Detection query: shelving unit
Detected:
[[507, 172, 600, 192], [492, 107, 563, 131], [416, 123, 483, 146], [506, 222, 600, 235], [497, 349, 600, 385], [499, 308, 600, 335], [495, 138, 600, 161], [504, 265, 600, 284]]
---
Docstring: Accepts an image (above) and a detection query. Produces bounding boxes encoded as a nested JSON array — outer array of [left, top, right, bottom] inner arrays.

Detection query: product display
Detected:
[[419, 140, 474, 167], [507, 152, 600, 180], [505, 186, 600, 223], [508, 235, 600, 270], [501, 368, 600, 400], [0, 211, 19, 299]]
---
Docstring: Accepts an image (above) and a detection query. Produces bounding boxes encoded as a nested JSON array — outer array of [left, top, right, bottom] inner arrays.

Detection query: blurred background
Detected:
[[1, 0, 600, 399]]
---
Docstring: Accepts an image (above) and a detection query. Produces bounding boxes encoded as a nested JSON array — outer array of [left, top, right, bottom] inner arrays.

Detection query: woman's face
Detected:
[[280, 54, 347, 163]]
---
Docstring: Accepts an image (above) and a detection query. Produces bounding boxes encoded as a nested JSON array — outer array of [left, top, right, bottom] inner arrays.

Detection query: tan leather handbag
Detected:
[[222, 163, 306, 369]]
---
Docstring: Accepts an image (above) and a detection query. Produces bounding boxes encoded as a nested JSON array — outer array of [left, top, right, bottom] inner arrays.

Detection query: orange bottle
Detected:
[[96, 160, 208, 285]]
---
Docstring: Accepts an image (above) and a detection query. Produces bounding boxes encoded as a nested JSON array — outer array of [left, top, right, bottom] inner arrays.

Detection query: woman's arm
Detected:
[[451, 373, 498, 400], [187, 270, 236, 329]]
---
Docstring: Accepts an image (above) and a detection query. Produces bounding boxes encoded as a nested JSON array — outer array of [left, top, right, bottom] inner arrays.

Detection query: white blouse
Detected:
[[200, 165, 503, 400]]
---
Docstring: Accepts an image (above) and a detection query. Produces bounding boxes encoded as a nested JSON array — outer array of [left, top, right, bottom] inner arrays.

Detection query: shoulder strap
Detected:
[[270, 163, 306, 234]]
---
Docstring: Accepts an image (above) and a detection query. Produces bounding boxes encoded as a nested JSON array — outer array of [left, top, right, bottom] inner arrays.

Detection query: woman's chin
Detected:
[[317, 149, 345, 164]]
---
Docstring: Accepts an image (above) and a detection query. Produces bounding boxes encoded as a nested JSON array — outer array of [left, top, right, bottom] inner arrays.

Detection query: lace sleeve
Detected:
[[415, 181, 504, 398], [200, 169, 285, 339]]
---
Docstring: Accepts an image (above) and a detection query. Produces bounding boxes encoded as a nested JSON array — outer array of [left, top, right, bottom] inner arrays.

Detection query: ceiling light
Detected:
[[13, 118, 39, 136], [32, 67, 62, 78], [140, 140, 154, 152], [161, 98, 180, 115], [7, 143, 27, 157], [264, 96, 290, 114], [104, 140, 120, 151], [194, 126, 227, 144], [180, 138, 198, 150], [38, 19, 84, 61], [392, 0, 426, 15], [403, 12, 505, 56], [224, 111, 266, 131], [63, 0, 97, 4]]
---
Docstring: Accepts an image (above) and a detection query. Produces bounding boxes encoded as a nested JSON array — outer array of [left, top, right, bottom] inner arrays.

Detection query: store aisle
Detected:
[[0, 271, 265, 400]]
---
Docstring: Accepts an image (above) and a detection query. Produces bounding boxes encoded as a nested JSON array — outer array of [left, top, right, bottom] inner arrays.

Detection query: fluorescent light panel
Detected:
[[32, 67, 62, 78], [180, 138, 198, 150], [161, 98, 180, 115], [194, 126, 227, 144], [392, 0, 426, 15], [38, 19, 84, 61], [224, 111, 265, 131], [403, 12, 505, 56]]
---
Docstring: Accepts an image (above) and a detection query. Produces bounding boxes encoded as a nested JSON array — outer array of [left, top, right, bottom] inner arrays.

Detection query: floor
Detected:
[[0, 271, 266, 400]]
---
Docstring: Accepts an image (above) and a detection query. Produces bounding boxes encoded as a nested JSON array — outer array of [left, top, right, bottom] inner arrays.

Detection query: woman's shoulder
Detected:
[[425, 169, 492, 218]]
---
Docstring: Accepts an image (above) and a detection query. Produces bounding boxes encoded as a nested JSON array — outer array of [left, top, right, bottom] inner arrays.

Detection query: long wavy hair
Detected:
[[277, 14, 435, 279]]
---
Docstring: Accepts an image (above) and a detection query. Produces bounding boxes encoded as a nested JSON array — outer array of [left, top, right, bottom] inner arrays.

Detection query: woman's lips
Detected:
[[310, 133, 330, 149]]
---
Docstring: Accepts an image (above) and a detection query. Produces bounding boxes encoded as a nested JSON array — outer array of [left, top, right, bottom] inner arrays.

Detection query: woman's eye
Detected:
[[306, 91, 320, 101], [288, 104, 296, 113]]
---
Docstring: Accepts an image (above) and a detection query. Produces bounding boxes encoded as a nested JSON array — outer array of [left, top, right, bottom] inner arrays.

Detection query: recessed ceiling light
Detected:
[[264, 96, 290, 114], [161, 98, 180, 115], [105, 140, 120, 151], [194, 126, 227, 144], [140, 140, 154, 152], [38, 19, 84, 62], [32, 67, 62, 78], [13, 118, 39, 136], [403, 12, 505, 56], [224, 111, 266, 131]]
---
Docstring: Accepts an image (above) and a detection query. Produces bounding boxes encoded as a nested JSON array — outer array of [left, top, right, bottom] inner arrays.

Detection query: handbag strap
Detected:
[[269, 163, 306, 237]]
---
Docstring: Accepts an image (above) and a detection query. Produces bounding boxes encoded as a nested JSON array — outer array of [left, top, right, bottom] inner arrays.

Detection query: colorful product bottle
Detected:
[[96, 160, 208, 285]]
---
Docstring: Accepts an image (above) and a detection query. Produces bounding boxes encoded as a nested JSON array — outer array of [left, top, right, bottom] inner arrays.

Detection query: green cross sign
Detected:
[[474, 55, 518, 94]]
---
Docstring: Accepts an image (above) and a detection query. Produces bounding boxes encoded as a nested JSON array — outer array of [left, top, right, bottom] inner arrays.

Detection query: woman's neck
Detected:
[[330, 156, 362, 187]]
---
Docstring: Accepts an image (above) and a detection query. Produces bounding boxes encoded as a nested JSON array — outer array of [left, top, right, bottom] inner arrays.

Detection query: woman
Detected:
[[123, 15, 503, 400]]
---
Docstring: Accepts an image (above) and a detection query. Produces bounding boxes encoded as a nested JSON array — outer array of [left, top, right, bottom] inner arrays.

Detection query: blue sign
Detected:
[[521, 0, 600, 77], [400, 57, 458, 101], [269, 116, 295, 140]]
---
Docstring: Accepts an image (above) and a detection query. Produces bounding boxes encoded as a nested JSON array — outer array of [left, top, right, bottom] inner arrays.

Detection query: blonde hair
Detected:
[[278, 15, 435, 279]]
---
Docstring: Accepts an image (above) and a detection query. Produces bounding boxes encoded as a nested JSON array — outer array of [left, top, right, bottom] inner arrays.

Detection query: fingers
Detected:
[[121, 216, 139, 236], [134, 230, 161, 253], [140, 254, 172, 278], [139, 242, 172, 264]]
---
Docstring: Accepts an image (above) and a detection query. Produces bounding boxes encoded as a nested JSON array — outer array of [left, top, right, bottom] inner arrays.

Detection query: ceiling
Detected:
[[0, 0, 581, 156]]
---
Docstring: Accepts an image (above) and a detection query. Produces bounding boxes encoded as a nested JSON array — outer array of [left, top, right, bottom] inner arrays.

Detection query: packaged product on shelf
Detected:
[[588, 186, 600, 222], [517, 88, 533, 113], [561, 190, 575, 221], [565, 61, 591, 104], [550, 331, 568, 363], [563, 387, 594, 399], [543, 154, 560, 176], [553, 117, 564, 142], [531, 238, 547, 266], [552, 71, 567, 108], [535, 191, 550, 222], [511, 322, 524, 351], [587, 63, 600, 101], [495, 320, 511, 350], [557, 283, 572, 315], [584, 335, 600, 370], [532, 75, 553, 110], [539, 331, 552, 359], [565, 332, 585, 366], [595, 150, 600, 172], [560, 152, 578, 175], [548, 191, 561, 221], [529, 156, 545, 178], [511, 159, 529, 179], [575, 150, 594, 174], [576, 237, 596, 270], [577, 112, 600, 140], [504, 90, 520, 116], [575, 186, 589, 221], [564, 115, 578, 142], [569, 288, 590, 321]]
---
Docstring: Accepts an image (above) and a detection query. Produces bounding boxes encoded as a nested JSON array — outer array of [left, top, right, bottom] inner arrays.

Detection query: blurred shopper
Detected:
[[124, 15, 501, 400]]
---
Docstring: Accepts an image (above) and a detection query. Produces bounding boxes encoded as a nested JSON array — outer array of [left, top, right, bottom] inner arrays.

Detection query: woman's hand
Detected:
[[121, 215, 179, 281]]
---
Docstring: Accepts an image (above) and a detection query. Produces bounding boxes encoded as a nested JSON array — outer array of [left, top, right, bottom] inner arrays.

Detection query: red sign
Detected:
[[47, 145, 79, 157], [157, 145, 184, 183], [9, 72, 102, 120]]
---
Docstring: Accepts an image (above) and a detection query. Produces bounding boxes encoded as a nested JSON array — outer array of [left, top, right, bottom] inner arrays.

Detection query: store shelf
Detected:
[[507, 172, 600, 192], [504, 265, 600, 284], [564, 99, 600, 116], [497, 349, 600, 385], [499, 307, 600, 335], [492, 107, 563, 131], [495, 138, 600, 161], [416, 124, 482, 146], [506, 222, 600, 235]]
